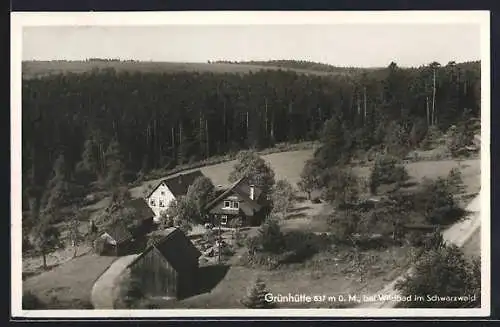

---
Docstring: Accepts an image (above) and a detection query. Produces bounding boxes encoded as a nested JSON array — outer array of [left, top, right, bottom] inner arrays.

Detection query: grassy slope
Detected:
[[22, 60, 345, 79], [23, 254, 117, 309]]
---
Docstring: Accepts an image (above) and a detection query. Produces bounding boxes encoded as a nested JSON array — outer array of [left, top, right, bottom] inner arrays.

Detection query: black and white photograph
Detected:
[[11, 11, 490, 318]]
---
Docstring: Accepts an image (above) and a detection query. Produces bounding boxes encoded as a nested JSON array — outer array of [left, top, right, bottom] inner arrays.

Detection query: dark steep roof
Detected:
[[128, 227, 201, 272], [127, 198, 155, 221], [205, 177, 263, 216], [146, 170, 206, 199]]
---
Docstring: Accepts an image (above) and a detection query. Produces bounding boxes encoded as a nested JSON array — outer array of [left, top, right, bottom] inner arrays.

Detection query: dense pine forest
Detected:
[[21, 60, 480, 216]]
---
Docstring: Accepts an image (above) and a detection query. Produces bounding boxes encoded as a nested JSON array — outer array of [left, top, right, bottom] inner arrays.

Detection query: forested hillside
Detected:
[[22, 60, 480, 215]]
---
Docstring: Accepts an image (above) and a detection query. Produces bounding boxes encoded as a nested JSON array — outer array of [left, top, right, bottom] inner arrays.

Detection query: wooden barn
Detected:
[[126, 227, 202, 299]]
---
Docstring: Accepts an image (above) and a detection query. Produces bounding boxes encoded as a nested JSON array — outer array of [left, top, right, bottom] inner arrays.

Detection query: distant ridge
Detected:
[[22, 59, 380, 80], [21, 59, 480, 80]]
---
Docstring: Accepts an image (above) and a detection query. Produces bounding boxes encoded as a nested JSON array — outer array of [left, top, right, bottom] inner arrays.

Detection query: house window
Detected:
[[161, 191, 165, 196], [220, 215, 228, 225], [223, 200, 231, 208], [150, 199, 156, 206], [159, 200, 165, 207], [231, 201, 239, 209]]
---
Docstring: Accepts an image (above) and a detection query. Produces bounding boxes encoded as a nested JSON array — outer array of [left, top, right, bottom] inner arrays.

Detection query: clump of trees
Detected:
[[270, 179, 296, 219], [322, 168, 361, 208], [414, 176, 465, 225], [297, 158, 323, 200], [395, 244, 480, 308], [229, 150, 276, 198], [161, 196, 200, 233], [369, 155, 409, 194], [186, 175, 216, 216]]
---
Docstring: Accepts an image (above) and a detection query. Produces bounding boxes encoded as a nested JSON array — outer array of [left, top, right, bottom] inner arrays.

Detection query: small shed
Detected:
[[98, 222, 135, 256], [127, 227, 202, 299]]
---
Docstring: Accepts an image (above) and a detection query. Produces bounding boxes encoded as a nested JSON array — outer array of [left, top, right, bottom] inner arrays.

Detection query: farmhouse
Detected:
[[204, 177, 269, 227], [145, 170, 206, 221], [126, 228, 202, 299]]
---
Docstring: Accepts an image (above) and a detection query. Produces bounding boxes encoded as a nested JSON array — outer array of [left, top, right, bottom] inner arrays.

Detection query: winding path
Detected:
[[91, 254, 139, 309], [359, 192, 482, 308]]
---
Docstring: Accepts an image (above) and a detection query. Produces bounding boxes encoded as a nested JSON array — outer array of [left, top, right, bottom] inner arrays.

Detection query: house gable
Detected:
[[147, 182, 176, 219], [145, 170, 206, 220], [205, 177, 264, 219]]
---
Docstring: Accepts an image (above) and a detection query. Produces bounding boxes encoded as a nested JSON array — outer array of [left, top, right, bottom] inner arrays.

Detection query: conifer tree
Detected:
[[241, 277, 276, 309]]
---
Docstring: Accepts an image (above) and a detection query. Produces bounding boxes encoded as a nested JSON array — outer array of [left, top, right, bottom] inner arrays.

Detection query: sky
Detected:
[[22, 24, 481, 68]]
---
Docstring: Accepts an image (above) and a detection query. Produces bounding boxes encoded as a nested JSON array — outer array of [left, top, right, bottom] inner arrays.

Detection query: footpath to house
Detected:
[[358, 192, 482, 309], [91, 254, 139, 309]]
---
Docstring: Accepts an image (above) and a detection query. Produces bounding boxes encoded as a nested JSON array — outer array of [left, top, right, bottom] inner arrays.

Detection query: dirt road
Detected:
[[90, 254, 139, 309], [359, 192, 482, 308]]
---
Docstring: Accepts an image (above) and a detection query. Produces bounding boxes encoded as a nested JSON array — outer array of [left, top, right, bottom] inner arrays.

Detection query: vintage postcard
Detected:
[[11, 11, 490, 318]]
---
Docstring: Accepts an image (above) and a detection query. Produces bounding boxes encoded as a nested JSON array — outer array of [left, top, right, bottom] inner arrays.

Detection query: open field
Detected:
[[22, 61, 342, 80], [23, 254, 117, 309]]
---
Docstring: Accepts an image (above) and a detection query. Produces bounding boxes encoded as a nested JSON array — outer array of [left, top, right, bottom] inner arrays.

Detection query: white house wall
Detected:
[[147, 183, 176, 222]]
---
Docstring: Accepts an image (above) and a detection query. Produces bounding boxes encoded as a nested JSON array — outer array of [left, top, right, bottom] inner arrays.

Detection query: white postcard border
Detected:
[[11, 10, 491, 318]]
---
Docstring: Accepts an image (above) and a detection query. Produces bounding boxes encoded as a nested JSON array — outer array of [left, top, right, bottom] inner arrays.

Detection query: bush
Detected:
[[241, 278, 277, 308], [327, 209, 361, 243], [446, 167, 465, 195], [369, 155, 409, 194], [245, 226, 329, 267], [415, 177, 465, 225], [420, 125, 443, 150], [281, 231, 329, 263], [254, 219, 286, 254], [23, 291, 45, 309]]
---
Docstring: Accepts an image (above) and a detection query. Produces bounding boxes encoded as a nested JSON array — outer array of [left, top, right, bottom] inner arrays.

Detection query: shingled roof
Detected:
[[145, 170, 205, 199], [128, 228, 201, 272]]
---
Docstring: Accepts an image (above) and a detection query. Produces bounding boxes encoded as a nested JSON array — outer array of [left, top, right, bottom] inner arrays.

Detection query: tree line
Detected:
[[22, 60, 480, 216]]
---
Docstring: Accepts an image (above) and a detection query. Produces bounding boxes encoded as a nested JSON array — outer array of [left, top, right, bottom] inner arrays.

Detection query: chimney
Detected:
[[249, 185, 255, 200]]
